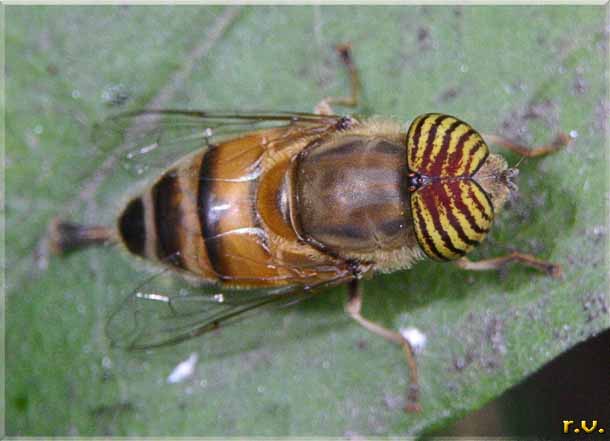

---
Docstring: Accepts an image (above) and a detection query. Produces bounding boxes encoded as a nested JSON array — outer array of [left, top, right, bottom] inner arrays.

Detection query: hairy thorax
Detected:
[[291, 120, 424, 273]]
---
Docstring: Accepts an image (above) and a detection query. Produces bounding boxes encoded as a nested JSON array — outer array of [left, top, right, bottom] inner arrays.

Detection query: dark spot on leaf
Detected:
[[437, 87, 459, 103], [486, 317, 507, 357], [523, 99, 559, 127], [240, 348, 273, 369], [499, 100, 560, 146], [90, 401, 134, 417], [46, 64, 58, 76], [417, 27, 432, 51], [594, 98, 610, 133], [382, 393, 402, 410], [14, 394, 29, 412], [581, 292, 609, 323], [572, 73, 588, 95], [102, 84, 131, 107], [452, 350, 474, 372], [418, 27, 429, 42]]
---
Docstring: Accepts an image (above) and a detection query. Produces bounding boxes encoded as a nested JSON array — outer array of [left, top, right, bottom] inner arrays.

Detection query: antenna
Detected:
[[512, 155, 526, 169]]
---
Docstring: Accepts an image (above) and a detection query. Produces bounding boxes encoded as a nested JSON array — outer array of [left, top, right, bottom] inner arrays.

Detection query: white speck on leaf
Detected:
[[102, 356, 113, 369], [167, 353, 199, 384], [400, 327, 427, 353]]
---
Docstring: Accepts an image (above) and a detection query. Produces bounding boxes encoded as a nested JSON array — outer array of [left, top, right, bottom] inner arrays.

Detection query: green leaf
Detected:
[[6, 5, 609, 436]]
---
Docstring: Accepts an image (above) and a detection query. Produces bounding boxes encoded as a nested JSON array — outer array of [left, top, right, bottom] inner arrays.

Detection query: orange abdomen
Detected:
[[117, 131, 348, 288]]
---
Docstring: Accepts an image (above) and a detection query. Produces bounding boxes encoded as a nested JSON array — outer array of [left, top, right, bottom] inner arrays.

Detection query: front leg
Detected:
[[482, 132, 571, 158], [455, 252, 563, 278], [345, 279, 421, 413]]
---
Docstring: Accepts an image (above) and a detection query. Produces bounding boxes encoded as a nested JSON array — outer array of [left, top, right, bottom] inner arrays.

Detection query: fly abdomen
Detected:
[[151, 170, 184, 267], [117, 150, 218, 279], [115, 130, 352, 288], [117, 170, 187, 269], [117, 197, 146, 256], [194, 136, 279, 285]]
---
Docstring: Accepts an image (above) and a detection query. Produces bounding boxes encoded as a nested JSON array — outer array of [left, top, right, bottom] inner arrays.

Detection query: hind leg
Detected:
[[345, 279, 422, 413]]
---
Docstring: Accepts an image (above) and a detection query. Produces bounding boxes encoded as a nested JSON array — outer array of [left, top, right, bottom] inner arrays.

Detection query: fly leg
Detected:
[[482, 132, 572, 158], [455, 252, 563, 279], [315, 43, 361, 115], [345, 279, 422, 413]]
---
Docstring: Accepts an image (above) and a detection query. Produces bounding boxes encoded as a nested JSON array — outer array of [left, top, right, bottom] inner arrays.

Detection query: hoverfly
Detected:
[[48, 44, 569, 412]]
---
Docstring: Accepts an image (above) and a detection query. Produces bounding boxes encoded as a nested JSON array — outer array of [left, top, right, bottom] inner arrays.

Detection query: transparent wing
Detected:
[[106, 269, 349, 351], [93, 109, 348, 177]]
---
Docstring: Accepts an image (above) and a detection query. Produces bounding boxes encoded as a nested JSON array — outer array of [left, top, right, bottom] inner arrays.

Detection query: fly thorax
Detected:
[[472, 153, 513, 214], [294, 135, 414, 254]]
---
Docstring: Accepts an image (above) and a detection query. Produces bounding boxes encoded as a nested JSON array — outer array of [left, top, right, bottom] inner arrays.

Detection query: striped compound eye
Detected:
[[406, 113, 494, 261]]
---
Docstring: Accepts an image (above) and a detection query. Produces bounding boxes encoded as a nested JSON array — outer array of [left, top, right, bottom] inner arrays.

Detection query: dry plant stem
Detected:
[[345, 279, 422, 413], [482, 132, 571, 157], [455, 252, 563, 279]]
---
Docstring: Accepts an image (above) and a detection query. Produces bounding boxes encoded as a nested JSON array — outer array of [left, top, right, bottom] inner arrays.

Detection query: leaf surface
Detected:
[[6, 5, 609, 436]]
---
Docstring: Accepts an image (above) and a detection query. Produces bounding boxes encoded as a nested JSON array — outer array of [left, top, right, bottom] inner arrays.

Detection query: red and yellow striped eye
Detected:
[[411, 180, 493, 261], [406, 113, 494, 261], [407, 113, 489, 177]]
